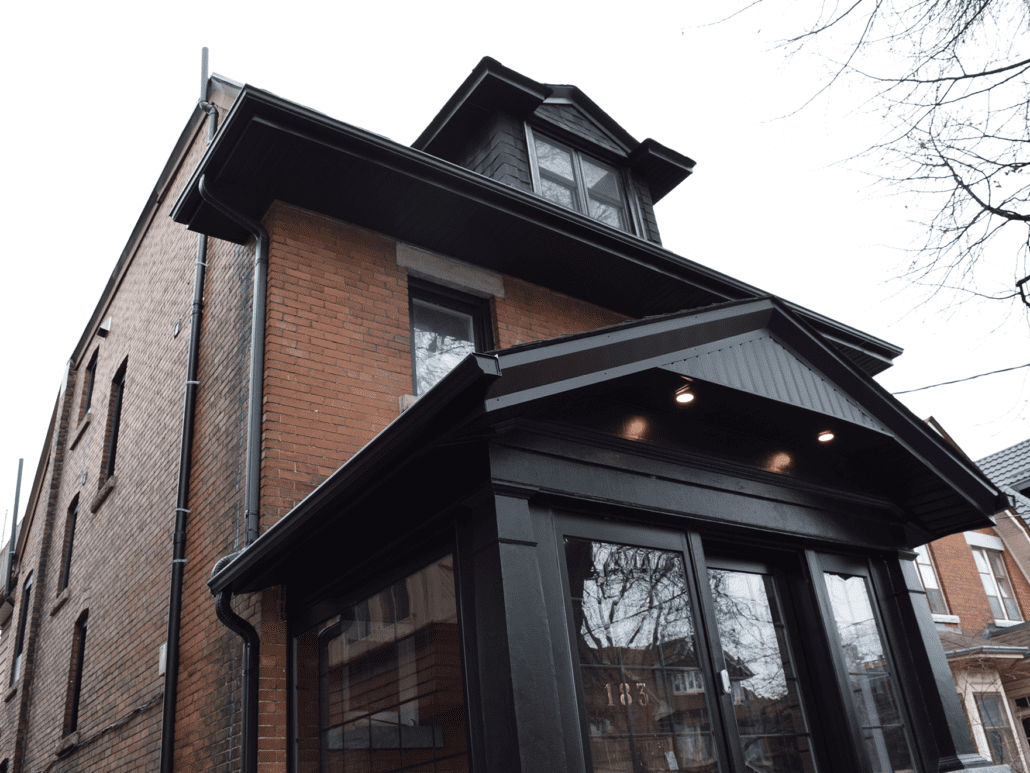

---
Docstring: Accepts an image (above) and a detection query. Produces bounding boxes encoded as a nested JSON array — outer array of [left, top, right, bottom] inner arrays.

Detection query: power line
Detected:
[[892, 363, 1030, 395]]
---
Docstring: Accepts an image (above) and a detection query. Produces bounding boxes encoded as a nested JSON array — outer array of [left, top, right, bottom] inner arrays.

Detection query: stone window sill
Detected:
[[993, 618, 1024, 628], [51, 587, 70, 616], [56, 730, 79, 756], [90, 475, 116, 514], [3, 683, 16, 703], [932, 613, 961, 625], [70, 413, 91, 451]]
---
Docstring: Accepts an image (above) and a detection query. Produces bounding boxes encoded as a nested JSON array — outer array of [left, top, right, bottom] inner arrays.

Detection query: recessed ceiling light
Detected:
[[675, 391, 695, 404], [818, 431, 835, 443]]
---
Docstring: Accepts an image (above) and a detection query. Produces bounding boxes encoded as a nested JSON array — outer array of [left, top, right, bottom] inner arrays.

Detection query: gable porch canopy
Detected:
[[209, 297, 1005, 597]]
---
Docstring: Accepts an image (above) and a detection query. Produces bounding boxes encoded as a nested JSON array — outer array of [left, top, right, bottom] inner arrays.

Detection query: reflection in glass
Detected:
[[295, 556, 468, 773], [824, 573, 914, 773], [411, 300, 476, 395], [708, 569, 816, 772], [565, 537, 718, 772], [974, 692, 1020, 766], [581, 157, 627, 230]]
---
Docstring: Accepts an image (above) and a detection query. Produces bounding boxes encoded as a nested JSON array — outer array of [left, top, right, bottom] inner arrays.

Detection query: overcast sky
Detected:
[[1, 0, 1027, 529]]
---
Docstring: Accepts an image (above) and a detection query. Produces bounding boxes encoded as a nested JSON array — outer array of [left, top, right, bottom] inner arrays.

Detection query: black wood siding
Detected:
[[458, 112, 533, 192]]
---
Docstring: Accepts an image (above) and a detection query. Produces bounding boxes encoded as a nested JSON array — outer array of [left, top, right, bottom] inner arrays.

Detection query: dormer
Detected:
[[414, 57, 694, 245]]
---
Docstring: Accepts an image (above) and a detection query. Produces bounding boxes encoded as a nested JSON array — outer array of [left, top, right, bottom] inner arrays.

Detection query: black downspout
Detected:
[[198, 172, 269, 773], [197, 175, 267, 546], [213, 555, 259, 773], [158, 49, 218, 773]]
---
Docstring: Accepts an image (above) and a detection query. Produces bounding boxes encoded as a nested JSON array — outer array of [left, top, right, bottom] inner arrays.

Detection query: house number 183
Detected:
[[604, 682, 648, 706]]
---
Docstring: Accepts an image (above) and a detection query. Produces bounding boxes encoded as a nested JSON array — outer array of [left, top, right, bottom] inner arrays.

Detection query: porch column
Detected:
[[460, 488, 575, 773]]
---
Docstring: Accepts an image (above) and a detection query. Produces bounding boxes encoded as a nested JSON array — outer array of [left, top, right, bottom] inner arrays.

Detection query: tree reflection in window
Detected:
[[565, 538, 718, 772], [708, 569, 816, 772], [824, 573, 914, 773]]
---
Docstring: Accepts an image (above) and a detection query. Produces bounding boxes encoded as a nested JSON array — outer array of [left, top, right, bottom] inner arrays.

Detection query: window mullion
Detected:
[[684, 532, 746, 773], [571, 151, 589, 218]]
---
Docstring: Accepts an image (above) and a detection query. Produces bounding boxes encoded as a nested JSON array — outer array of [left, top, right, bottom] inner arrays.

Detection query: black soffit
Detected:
[[208, 298, 1003, 596], [170, 84, 901, 377]]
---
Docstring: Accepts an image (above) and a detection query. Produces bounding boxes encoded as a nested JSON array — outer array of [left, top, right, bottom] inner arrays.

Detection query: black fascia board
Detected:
[[629, 139, 696, 203], [208, 352, 501, 596], [171, 85, 902, 376], [413, 56, 552, 159]]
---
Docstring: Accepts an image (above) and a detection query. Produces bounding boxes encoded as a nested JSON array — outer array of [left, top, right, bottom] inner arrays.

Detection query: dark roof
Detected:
[[939, 628, 1030, 660], [978, 438, 1030, 490], [170, 74, 901, 376], [209, 297, 1003, 596], [977, 438, 1030, 525]]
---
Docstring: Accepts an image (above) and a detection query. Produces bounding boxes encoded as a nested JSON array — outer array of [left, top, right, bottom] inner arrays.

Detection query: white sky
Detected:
[[1, 0, 1027, 530]]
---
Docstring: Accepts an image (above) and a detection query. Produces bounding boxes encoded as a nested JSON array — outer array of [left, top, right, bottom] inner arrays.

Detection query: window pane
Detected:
[[708, 569, 816, 773], [534, 137, 576, 181], [975, 693, 1020, 766], [412, 300, 475, 395], [824, 573, 914, 773], [564, 538, 718, 773], [581, 157, 627, 229], [296, 556, 468, 773], [540, 178, 577, 210]]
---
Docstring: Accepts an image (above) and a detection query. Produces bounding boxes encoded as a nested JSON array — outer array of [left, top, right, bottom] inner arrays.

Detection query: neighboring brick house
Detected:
[[915, 427, 1030, 771], [0, 56, 1017, 773]]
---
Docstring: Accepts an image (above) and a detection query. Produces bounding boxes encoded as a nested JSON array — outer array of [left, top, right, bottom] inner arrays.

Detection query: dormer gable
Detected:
[[414, 57, 694, 245]]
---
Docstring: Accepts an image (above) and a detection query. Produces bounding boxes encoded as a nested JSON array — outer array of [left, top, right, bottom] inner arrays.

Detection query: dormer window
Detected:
[[529, 131, 630, 232]]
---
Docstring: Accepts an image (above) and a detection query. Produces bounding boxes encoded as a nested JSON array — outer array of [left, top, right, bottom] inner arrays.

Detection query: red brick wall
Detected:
[[928, 527, 1030, 635], [258, 204, 631, 527]]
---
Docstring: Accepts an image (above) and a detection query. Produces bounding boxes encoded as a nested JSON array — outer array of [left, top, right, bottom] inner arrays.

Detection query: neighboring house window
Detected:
[[66, 612, 88, 734], [913, 544, 948, 614], [529, 131, 630, 232], [409, 281, 492, 396], [972, 548, 1023, 622], [80, 350, 98, 418], [11, 572, 32, 684], [974, 692, 1020, 767], [102, 362, 127, 482], [58, 497, 79, 592], [670, 669, 704, 695]]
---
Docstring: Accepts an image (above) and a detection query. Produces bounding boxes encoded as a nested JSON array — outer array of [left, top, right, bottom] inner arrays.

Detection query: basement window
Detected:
[[528, 129, 631, 232]]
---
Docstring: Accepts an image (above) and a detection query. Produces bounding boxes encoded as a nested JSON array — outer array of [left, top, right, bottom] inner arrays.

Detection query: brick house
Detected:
[[0, 56, 1016, 773], [913, 431, 1030, 772]]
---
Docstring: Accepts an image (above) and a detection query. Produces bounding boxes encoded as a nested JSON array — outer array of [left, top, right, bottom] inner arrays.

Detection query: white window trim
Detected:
[[965, 531, 1006, 551], [933, 613, 961, 624]]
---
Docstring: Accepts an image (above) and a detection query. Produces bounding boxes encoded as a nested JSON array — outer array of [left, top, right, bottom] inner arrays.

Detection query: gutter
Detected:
[[944, 645, 1030, 661]]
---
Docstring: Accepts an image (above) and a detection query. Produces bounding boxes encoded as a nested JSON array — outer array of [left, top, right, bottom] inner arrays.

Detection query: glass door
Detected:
[[557, 519, 820, 773]]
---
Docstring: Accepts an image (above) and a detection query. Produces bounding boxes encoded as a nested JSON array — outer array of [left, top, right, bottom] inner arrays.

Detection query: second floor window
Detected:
[[409, 281, 492, 396], [973, 548, 1022, 622], [530, 132, 630, 232], [913, 544, 948, 615]]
